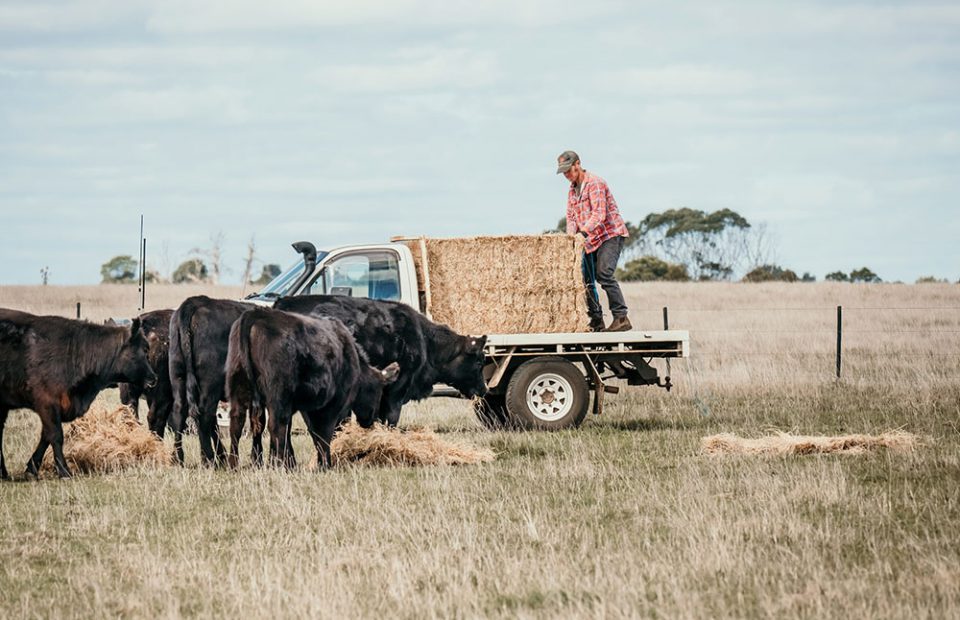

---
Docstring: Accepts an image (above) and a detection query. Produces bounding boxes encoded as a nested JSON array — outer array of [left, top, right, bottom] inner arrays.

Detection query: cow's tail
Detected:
[[177, 300, 203, 423], [226, 311, 261, 411]]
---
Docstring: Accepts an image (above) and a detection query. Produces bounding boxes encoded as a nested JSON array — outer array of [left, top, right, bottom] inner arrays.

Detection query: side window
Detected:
[[303, 252, 401, 301]]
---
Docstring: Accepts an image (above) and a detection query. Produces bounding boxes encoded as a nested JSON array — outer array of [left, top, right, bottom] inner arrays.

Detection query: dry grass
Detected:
[[331, 420, 495, 466], [0, 283, 243, 323], [1, 282, 959, 618], [702, 430, 919, 455], [39, 405, 172, 475]]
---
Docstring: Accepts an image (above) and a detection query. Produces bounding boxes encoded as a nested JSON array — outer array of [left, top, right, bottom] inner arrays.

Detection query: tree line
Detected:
[[548, 208, 901, 283], [100, 233, 281, 286]]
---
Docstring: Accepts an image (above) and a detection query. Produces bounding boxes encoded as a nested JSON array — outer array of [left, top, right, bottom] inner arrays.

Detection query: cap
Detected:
[[556, 150, 579, 174]]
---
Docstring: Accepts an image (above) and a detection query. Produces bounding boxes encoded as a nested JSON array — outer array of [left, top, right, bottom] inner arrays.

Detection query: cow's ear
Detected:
[[379, 362, 401, 385], [472, 335, 487, 350], [130, 317, 143, 339]]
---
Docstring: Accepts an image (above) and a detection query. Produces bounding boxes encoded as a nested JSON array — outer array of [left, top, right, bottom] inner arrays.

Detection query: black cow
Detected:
[[168, 296, 251, 466], [273, 295, 488, 426], [114, 309, 174, 436], [225, 307, 400, 469], [0, 309, 156, 479]]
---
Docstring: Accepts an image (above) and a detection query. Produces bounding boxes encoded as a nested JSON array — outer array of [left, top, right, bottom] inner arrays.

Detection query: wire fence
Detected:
[[642, 305, 960, 380]]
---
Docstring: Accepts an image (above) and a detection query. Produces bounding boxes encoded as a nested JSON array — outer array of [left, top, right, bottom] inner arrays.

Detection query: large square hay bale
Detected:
[[401, 234, 589, 334]]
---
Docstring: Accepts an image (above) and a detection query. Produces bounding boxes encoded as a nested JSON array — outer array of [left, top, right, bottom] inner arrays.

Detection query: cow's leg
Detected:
[[169, 377, 187, 465], [376, 392, 392, 425], [27, 411, 70, 478], [0, 408, 9, 480], [266, 401, 294, 469], [227, 401, 246, 470], [148, 397, 172, 439], [25, 436, 49, 477], [312, 412, 343, 470], [276, 415, 296, 470], [47, 419, 71, 478], [384, 399, 403, 427], [168, 404, 186, 466], [196, 390, 225, 467], [249, 404, 265, 467]]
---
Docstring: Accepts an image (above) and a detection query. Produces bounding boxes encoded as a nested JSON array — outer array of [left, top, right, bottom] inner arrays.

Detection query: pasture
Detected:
[[1, 282, 958, 618]]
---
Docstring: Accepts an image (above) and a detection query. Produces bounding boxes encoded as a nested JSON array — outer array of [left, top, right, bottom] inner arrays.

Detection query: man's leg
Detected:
[[595, 237, 631, 330], [581, 250, 604, 330]]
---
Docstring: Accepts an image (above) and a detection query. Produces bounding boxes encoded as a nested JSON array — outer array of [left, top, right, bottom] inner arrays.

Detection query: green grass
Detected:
[[1, 382, 958, 619]]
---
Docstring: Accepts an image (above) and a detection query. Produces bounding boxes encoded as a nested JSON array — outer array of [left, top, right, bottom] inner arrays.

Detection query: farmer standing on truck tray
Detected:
[[557, 150, 632, 332]]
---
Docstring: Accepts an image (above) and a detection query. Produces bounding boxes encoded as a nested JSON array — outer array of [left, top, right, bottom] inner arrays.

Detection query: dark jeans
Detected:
[[582, 236, 628, 320]]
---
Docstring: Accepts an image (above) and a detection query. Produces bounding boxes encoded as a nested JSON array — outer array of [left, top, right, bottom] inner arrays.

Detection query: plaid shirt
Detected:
[[565, 171, 629, 253]]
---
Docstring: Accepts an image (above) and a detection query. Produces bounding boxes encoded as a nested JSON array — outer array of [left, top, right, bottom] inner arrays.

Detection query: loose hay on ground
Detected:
[[702, 430, 919, 455], [330, 420, 495, 467], [41, 405, 172, 474], [400, 234, 588, 334]]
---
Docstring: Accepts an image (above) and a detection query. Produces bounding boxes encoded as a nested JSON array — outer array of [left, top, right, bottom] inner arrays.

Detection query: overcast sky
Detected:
[[1, 0, 958, 285]]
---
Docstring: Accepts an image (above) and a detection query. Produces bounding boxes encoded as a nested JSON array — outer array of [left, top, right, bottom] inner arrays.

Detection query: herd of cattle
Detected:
[[0, 295, 489, 479]]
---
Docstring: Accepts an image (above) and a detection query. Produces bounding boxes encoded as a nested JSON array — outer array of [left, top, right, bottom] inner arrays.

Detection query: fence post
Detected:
[[662, 306, 669, 330], [76, 302, 81, 320], [836, 305, 842, 380]]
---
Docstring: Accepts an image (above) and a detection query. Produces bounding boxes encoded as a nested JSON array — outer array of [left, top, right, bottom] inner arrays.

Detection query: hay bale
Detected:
[[42, 406, 172, 474], [401, 234, 589, 334], [330, 420, 495, 467], [702, 430, 919, 456]]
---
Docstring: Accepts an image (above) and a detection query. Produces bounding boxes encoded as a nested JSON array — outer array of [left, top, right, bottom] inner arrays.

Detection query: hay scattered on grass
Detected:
[[331, 420, 495, 467], [702, 430, 919, 456], [401, 234, 588, 334], [42, 405, 172, 474]]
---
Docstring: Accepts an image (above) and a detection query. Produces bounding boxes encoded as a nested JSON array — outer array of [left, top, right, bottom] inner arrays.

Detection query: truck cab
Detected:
[[246, 242, 420, 309]]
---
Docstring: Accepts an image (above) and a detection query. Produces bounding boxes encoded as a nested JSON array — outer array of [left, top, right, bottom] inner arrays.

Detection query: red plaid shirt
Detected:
[[565, 171, 629, 253]]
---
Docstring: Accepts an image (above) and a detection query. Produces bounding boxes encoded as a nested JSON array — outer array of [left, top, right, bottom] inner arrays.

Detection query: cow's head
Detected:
[[441, 335, 488, 398], [353, 362, 401, 428], [114, 318, 158, 388]]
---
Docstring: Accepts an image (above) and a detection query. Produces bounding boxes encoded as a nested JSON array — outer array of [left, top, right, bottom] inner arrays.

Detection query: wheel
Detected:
[[474, 394, 511, 430], [505, 357, 590, 430]]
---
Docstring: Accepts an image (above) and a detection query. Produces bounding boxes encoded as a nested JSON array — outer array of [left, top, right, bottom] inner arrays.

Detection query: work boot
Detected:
[[604, 316, 632, 332], [588, 316, 605, 332]]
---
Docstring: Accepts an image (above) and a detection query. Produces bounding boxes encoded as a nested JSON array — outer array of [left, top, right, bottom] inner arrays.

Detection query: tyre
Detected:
[[505, 357, 590, 430], [474, 394, 511, 430]]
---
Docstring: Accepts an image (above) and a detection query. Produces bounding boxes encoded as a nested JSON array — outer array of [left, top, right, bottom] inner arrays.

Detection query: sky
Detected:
[[1, 0, 958, 285]]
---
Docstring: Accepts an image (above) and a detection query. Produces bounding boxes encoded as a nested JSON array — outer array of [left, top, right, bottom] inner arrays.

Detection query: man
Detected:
[[557, 150, 632, 332]]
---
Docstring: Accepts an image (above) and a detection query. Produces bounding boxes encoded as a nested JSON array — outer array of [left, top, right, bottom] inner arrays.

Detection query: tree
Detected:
[[849, 267, 881, 283], [100, 255, 139, 283], [916, 276, 947, 284], [616, 256, 690, 282], [252, 264, 281, 285], [634, 208, 752, 280], [825, 271, 849, 282], [742, 264, 799, 283], [172, 258, 209, 284], [240, 236, 257, 289], [190, 231, 226, 285], [801, 272, 816, 282]]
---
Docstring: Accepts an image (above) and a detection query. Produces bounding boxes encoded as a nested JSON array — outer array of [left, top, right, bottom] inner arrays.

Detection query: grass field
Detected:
[[1, 283, 958, 618]]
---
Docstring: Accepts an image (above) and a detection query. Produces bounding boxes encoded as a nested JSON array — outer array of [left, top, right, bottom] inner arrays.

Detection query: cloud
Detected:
[[595, 64, 758, 97], [311, 47, 500, 94]]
